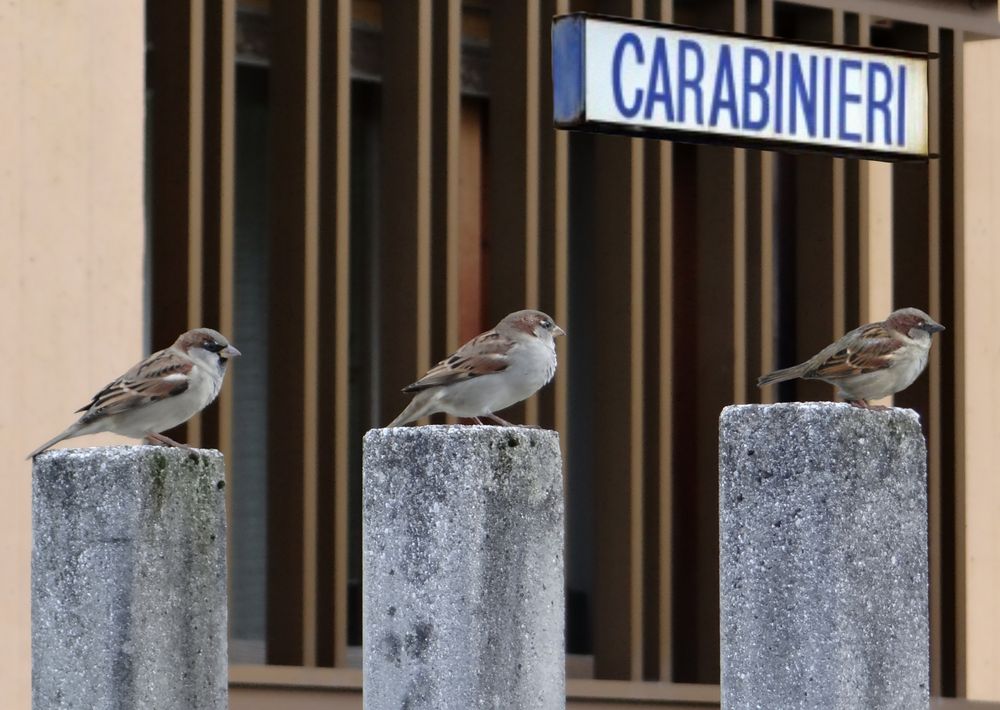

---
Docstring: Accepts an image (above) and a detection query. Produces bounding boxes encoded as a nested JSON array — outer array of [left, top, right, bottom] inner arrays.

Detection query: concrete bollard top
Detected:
[[362, 424, 565, 710], [32, 445, 228, 710], [719, 401, 929, 710]]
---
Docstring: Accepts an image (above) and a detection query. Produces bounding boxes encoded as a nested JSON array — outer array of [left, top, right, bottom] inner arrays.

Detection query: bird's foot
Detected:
[[145, 432, 192, 449], [485, 413, 515, 426]]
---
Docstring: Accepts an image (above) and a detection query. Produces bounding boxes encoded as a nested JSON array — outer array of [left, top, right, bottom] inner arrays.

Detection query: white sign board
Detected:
[[552, 14, 930, 160]]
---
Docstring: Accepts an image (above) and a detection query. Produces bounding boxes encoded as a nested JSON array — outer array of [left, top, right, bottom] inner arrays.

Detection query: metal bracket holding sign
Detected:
[[552, 13, 932, 161]]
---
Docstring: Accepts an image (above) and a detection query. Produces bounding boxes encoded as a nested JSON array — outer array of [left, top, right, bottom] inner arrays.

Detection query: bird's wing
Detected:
[[806, 324, 903, 380], [402, 330, 513, 392], [76, 348, 193, 422]]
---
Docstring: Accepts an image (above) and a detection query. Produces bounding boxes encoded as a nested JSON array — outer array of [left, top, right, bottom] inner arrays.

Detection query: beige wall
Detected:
[[0, 1, 144, 706], [961, 38, 1000, 702]]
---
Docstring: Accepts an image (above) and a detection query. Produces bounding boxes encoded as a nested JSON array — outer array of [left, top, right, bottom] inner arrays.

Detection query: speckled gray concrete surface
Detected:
[[32, 446, 227, 710], [363, 426, 564, 710], [719, 403, 929, 710]]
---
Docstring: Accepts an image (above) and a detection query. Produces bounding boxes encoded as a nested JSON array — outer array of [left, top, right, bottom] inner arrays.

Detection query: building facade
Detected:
[[4, 1, 1000, 707]]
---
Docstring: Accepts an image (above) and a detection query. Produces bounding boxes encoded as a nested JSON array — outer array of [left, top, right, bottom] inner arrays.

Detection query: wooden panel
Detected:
[[858, 16, 895, 327], [927, 24, 944, 697], [959, 36, 1000, 703], [201, 0, 236, 462], [579, 0, 645, 683], [487, 0, 536, 424], [458, 101, 486, 343], [732, 0, 747, 404], [148, 0, 205, 445], [539, 0, 568, 432], [433, 0, 461, 352], [316, 0, 352, 668], [758, 1, 776, 405], [831, 10, 846, 338], [379, 0, 432, 426], [266, 0, 321, 666], [654, 0, 675, 683]]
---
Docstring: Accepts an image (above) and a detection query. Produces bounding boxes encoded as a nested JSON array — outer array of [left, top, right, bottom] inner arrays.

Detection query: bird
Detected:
[[388, 309, 565, 427], [28, 328, 241, 458], [757, 307, 944, 409]]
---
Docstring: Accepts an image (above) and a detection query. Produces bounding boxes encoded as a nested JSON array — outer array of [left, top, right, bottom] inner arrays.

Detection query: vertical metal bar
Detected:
[[439, 0, 461, 353], [951, 29, 967, 698], [628, 128, 646, 683], [488, 0, 531, 423], [300, 1, 321, 668], [758, 0, 776, 404], [523, 3, 541, 424], [553, 0, 570, 452], [266, 0, 321, 666], [628, 0, 645, 682], [416, 2, 433, 384], [186, 5, 205, 334], [732, 0, 747, 405], [321, 0, 353, 668], [380, 0, 432, 424], [831, 10, 846, 338], [589, 0, 642, 677], [656, 0, 674, 684], [926, 25, 943, 698], [148, 0, 205, 443], [202, 0, 236, 617], [858, 15, 894, 326]]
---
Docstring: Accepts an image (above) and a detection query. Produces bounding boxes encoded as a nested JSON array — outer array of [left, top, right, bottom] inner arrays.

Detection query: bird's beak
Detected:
[[553, 325, 566, 337], [222, 345, 242, 359], [924, 322, 945, 333]]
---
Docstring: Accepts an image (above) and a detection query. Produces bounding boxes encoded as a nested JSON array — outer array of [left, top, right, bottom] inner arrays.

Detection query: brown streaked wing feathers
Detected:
[[807, 324, 902, 380], [76, 348, 193, 421], [401, 331, 512, 392]]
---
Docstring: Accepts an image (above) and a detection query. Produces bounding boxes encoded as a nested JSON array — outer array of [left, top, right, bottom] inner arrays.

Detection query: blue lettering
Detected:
[[866, 61, 894, 144], [644, 37, 675, 122], [789, 54, 818, 137], [742, 47, 771, 131], [897, 65, 906, 146], [838, 59, 862, 142], [678, 39, 705, 124], [774, 51, 784, 134], [709, 45, 739, 128], [823, 56, 832, 138], [612, 33, 644, 119]]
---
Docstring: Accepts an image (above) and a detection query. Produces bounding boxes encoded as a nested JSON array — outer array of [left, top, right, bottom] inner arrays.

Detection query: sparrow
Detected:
[[388, 309, 565, 427], [28, 328, 241, 458], [757, 307, 944, 409]]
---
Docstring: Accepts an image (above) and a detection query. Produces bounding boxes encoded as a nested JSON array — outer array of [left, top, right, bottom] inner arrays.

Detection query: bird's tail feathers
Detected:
[[757, 364, 806, 388], [27, 421, 86, 460], [387, 394, 436, 428]]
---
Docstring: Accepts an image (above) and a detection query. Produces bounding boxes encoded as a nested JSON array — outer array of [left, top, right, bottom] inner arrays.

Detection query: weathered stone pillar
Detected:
[[719, 403, 929, 710], [363, 426, 564, 710], [32, 446, 227, 710]]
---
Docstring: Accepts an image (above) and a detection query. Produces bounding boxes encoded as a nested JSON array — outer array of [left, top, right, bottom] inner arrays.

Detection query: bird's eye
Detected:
[[204, 341, 225, 353], [541, 320, 552, 329]]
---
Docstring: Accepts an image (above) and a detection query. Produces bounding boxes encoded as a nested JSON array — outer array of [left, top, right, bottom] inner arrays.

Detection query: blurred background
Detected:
[[4, 1, 1000, 708]]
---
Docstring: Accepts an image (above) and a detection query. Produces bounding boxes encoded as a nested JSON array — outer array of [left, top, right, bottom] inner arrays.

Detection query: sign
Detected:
[[552, 13, 931, 160]]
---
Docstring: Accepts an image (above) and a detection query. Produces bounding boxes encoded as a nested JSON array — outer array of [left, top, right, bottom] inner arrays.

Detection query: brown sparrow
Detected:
[[388, 309, 565, 427], [28, 328, 240, 458], [757, 307, 944, 408]]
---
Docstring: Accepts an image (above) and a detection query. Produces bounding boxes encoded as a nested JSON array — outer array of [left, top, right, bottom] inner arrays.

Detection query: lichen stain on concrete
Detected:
[[405, 620, 433, 660], [149, 452, 169, 516], [383, 632, 402, 665]]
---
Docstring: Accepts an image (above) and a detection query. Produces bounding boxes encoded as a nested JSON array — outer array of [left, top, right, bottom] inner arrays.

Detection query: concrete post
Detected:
[[719, 403, 929, 710], [32, 446, 228, 710], [363, 426, 564, 710]]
